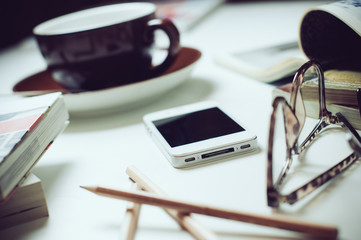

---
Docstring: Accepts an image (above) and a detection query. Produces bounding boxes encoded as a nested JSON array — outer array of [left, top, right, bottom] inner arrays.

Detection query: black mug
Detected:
[[33, 2, 180, 91]]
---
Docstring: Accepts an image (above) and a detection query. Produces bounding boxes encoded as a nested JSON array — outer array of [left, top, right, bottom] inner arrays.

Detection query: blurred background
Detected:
[[0, 0, 267, 50]]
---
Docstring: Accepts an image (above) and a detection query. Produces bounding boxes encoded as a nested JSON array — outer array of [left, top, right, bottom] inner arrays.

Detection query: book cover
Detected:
[[154, 0, 224, 31], [0, 109, 44, 165]]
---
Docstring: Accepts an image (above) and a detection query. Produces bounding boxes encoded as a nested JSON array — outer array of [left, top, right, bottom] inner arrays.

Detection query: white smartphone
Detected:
[[143, 101, 257, 168]]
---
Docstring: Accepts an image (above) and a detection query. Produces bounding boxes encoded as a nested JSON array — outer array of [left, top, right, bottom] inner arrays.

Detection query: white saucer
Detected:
[[13, 47, 201, 116]]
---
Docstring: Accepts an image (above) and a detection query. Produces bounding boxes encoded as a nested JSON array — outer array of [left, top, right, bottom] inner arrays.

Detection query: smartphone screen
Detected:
[[152, 107, 245, 147]]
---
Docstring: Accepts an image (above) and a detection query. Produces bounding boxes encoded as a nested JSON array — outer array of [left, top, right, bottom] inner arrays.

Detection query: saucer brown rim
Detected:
[[13, 47, 201, 95]]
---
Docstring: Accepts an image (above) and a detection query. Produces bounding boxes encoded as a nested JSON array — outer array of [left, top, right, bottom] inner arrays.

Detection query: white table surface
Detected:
[[1, 1, 361, 240]]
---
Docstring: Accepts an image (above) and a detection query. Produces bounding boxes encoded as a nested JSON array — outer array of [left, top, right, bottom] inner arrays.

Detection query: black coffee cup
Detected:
[[33, 2, 180, 91]]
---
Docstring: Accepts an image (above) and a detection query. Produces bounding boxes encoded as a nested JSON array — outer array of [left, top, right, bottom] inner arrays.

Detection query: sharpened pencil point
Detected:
[[80, 185, 96, 192]]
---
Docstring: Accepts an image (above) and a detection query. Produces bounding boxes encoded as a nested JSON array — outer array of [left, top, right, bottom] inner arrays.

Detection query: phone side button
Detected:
[[240, 144, 251, 149], [185, 157, 196, 162]]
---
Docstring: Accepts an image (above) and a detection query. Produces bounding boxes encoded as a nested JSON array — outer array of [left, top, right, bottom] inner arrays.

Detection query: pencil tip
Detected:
[[80, 185, 95, 192]]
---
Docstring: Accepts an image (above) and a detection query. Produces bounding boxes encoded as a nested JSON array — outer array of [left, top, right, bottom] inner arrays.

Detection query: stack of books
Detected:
[[0, 92, 69, 228], [272, 80, 361, 130], [0, 173, 48, 229]]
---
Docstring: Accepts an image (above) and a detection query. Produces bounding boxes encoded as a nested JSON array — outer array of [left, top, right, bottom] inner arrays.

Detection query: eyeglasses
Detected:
[[267, 60, 361, 208]]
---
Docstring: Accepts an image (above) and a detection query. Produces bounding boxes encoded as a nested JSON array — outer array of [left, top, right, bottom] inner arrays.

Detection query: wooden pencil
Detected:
[[126, 166, 219, 240], [80, 185, 338, 239], [119, 182, 141, 240]]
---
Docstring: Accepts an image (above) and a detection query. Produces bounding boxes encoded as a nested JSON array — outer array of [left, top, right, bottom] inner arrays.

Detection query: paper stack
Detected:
[[0, 92, 69, 228], [0, 173, 48, 229]]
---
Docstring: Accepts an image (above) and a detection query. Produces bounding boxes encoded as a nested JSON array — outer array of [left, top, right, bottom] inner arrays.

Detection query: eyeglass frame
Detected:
[[267, 60, 361, 208]]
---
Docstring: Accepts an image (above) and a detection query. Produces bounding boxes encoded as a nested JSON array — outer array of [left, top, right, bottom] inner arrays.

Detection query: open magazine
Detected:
[[216, 0, 361, 83], [215, 41, 307, 82]]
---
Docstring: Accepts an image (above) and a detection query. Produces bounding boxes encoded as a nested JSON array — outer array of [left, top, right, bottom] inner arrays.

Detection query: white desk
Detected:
[[1, 1, 361, 239]]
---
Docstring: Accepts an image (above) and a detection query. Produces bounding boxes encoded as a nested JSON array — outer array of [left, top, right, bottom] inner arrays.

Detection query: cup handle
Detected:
[[144, 18, 180, 77]]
